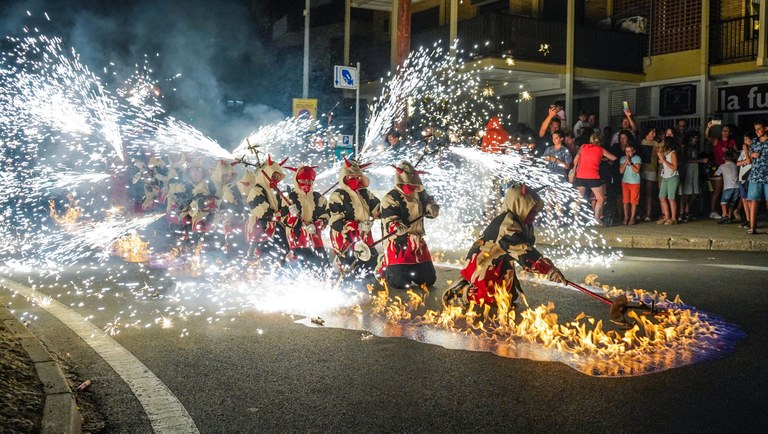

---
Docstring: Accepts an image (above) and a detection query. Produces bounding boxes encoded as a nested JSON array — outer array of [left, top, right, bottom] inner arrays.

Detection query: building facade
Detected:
[[273, 0, 767, 137]]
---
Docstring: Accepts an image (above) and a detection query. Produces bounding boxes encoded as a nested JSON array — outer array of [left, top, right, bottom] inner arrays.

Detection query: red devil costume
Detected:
[[245, 155, 290, 259], [380, 161, 439, 289], [328, 157, 381, 276], [281, 165, 330, 268], [480, 116, 510, 154], [443, 184, 565, 307]]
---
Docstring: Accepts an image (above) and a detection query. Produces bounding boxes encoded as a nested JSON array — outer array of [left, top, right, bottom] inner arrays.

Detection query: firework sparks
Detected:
[[1, 20, 735, 380]]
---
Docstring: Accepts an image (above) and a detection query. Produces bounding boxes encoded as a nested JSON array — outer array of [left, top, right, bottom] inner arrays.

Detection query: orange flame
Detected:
[[364, 274, 739, 377], [49, 195, 82, 225], [111, 230, 150, 263]]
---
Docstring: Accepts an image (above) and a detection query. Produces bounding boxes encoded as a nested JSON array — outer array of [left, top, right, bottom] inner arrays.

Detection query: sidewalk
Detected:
[[0, 304, 81, 434], [538, 217, 768, 252]]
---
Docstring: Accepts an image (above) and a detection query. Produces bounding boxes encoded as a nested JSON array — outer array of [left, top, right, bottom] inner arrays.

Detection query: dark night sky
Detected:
[[0, 0, 320, 146]]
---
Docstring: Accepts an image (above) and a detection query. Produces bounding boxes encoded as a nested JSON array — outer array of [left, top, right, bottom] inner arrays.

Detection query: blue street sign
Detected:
[[334, 65, 358, 89]]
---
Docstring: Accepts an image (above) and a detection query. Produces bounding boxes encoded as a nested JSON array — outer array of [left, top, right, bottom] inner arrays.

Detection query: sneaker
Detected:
[[717, 217, 729, 224], [644, 216, 652, 222], [740, 221, 750, 229], [709, 212, 722, 219]]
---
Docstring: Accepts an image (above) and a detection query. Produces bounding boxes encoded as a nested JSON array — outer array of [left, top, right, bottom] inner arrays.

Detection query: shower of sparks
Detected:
[[520, 90, 532, 101], [232, 114, 340, 168], [2, 20, 737, 378], [153, 117, 233, 160], [539, 43, 551, 56]]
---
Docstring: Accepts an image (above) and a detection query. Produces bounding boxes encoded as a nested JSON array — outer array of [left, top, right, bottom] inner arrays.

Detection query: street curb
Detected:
[[538, 236, 765, 251], [0, 305, 82, 434]]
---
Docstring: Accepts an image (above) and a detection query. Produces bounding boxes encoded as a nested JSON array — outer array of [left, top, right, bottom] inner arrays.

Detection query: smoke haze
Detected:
[[0, 0, 288, 148]]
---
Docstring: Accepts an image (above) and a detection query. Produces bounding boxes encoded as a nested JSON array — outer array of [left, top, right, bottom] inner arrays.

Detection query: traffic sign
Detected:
[[334, 65, 358, 89]]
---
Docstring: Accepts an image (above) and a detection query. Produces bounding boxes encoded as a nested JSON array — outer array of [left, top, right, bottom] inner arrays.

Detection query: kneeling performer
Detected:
[[443, 184, 565, 307]]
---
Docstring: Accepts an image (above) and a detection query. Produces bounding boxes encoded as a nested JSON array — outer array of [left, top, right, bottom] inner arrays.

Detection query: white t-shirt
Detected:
[[737, 149, 752, 184], [715, 161, 739, 189], [573, 120, 588, 134], [660, 151, 678, 178]]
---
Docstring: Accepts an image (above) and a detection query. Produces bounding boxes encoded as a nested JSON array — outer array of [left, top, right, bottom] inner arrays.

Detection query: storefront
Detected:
[[715, 81, 768, 134]]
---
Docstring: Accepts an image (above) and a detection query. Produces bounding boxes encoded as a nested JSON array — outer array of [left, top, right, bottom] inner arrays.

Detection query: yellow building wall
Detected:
[[371, 0, 478, 42], [644, 49, 702, 81], [459, 1, 478, 20], [413, 0, 440, 13], [509, 0, 535, 17]]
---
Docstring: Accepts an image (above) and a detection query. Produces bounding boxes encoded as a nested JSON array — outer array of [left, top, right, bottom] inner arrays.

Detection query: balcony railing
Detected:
[[710, 15, 759, 64], [352, 13, 648, 81]]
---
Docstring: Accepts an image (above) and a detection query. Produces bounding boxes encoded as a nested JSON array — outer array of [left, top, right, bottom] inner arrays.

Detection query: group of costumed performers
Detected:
[[124, 147, 565, 309]]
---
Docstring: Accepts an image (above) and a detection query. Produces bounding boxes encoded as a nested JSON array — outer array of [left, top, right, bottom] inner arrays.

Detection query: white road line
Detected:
[[620, 256, 686, 262], [702, 264, 768, 272], [0, 277, 199, 434]]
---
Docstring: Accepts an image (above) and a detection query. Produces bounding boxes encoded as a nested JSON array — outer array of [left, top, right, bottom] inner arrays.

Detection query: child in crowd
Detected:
[[619, 143, 642, 225], [716, 149, 739, 224]]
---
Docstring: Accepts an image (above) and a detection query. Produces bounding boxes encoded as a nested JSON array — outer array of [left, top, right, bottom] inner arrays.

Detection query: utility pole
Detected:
[[303, 0, 310, 98]]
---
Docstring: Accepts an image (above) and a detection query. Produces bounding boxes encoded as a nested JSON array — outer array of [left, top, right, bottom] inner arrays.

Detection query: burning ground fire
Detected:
[[302, 273, 744, 377], [111, 230, 150, 263]]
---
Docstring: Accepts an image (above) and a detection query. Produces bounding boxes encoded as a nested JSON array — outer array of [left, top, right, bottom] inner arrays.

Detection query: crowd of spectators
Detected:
[[470, 106, 768, 234]]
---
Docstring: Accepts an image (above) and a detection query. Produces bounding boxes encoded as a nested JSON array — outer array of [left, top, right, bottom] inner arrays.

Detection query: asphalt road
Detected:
[[3, 249, 767, 433]]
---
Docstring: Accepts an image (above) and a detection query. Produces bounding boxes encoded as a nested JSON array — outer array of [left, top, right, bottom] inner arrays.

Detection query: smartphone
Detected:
[[712, 119, 722, 126], [622, 101, 629, 111]]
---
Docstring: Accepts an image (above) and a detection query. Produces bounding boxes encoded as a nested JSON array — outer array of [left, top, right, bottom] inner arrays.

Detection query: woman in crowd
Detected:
[[736, 132, 754, 228], [657, 136, 680, 225], [572, 133, 617, 224], [639, 128, 659, 221]]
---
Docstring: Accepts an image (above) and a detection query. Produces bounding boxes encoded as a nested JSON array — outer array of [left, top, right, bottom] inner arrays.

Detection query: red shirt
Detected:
[[713, 138, 736, 166], [576, 143, 603, 179]]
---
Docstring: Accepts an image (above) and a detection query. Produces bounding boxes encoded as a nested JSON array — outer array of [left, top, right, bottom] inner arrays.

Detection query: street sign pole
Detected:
[[355, 61, 360, 158]]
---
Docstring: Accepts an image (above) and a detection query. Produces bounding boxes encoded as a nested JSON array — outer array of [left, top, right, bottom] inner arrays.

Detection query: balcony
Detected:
[[352, 13, 648, 81], [710, 15, 759, 64]]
